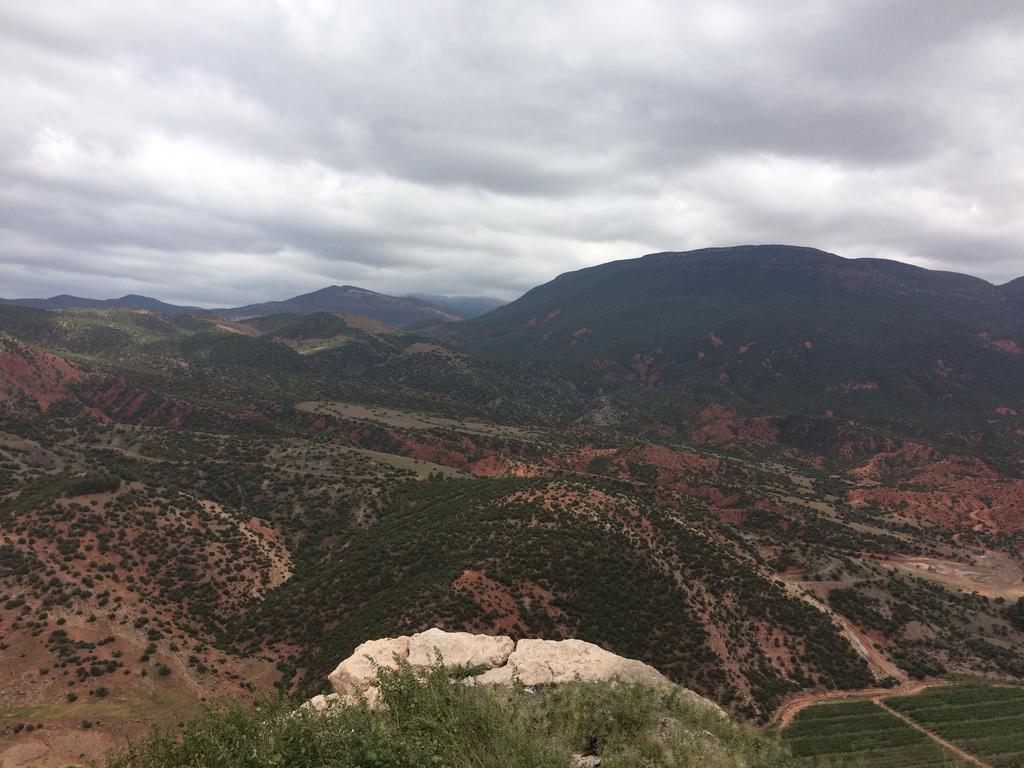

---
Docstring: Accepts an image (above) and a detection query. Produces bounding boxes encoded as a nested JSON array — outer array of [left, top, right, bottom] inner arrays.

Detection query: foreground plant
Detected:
[[102, 662, 794, 768]]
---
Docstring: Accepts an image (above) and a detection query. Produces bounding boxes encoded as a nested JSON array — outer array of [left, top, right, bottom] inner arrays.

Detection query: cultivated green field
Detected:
[[783, 700, 964, 767], [886, 684, 1024, 768]]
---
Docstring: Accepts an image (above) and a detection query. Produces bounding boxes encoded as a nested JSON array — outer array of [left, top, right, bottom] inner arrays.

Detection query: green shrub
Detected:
[[102, 663, 793, 768]]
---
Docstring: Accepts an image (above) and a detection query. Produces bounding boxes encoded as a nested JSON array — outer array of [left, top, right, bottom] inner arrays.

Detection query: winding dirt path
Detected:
[[873, 697, 989, 768], [777, 577, 907, 682], [968, 505, 995, 533], [771, 679, 940, 729]]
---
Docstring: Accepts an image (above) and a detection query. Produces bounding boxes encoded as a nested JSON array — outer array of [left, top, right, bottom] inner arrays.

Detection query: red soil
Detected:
[[690, 403, 778, 445], [0, 340, 86, 411], [847, 443, 1024, 531], [979, 332, 1024, 355]]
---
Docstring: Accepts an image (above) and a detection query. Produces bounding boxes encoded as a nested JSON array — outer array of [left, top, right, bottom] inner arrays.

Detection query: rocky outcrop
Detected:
[[471, 638, 670, 689], [327, 636, 410, 702], [407, 627, 515, 669], [313, 629, 722, 714]]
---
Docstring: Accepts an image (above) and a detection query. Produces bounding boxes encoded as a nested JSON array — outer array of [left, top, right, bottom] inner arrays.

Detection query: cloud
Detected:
[[1, 0, 1023, 306]]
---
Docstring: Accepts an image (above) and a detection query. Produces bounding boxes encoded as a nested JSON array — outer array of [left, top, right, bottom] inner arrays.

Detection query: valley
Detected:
[[1, 246, 1023, 766]]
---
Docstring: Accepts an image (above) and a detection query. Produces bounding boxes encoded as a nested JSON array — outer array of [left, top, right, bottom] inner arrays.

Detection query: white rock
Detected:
[[470, 637, 723, 715], [407, 628, 514, 670], [301, 692, 342, 712], [318, 630, 722, 716], [471, 638, 671, 688], [328, 635, 410, 700]]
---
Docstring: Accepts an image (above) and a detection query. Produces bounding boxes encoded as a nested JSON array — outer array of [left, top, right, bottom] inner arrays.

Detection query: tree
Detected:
[[1010, 598, 1024, 632]]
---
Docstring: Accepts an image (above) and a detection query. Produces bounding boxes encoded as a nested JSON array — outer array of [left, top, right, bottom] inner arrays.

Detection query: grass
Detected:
[[782, 700, 964, 767], [0, 695, 193, 723], [297, 400, 541, 440], [885, 684, 1024, 767], [344, 446, 472, 478], [101, 662, 793, 768]]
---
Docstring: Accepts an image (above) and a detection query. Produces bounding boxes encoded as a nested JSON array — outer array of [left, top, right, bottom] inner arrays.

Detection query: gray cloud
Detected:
[[1, 0, 1023, 307]]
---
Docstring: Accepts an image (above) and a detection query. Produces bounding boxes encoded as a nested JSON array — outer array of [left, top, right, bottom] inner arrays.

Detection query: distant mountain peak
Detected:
[[0, 284, 467, 327], [642, 243, 835, 260], [216, 284, 463, 326], [0, 293, 203, 315]]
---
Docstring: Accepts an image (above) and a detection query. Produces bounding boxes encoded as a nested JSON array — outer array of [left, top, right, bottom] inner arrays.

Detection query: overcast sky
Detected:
[[2, 1, 1023, 306]]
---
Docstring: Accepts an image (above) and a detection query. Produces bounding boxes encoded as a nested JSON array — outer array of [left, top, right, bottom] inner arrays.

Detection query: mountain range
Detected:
[[0, 285, 506, 327], [2, 244, 1023, 766], [0, 293, 205, 316]]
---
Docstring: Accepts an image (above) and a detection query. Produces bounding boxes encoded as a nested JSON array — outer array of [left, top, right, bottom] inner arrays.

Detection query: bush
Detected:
[[103, 663, 793, 768], [1009, 597, 1024, 632]]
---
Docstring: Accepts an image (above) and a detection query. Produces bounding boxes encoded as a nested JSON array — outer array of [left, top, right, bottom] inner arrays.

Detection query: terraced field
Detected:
[[783, 700, 965, 767], [886, 684, 1024, 767]]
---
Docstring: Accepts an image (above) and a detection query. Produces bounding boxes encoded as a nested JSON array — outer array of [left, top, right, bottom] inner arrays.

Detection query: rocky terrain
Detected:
[[307, 628, 721, 715]]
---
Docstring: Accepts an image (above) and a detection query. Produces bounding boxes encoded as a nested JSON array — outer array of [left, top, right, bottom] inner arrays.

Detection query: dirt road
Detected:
[[873, 697, 990, 768], [771, 679, 941, 729]]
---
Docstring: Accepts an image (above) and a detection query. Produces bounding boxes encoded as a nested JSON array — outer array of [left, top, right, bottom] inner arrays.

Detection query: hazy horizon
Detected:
[[1, 243, 1023, 310], [3, 2, 1023, 306], [0, 282, 514, 309]]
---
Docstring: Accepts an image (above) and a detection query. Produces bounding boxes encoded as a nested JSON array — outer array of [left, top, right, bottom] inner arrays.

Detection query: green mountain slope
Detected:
[[453, 245, 1024, 426]]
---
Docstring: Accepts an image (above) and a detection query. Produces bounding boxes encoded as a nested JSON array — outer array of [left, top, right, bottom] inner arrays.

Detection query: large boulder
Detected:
[[470, 638, 671, 689], [313, 629, 721, 716], [327, 635, 409, 702], [470, 637, 720, 713], [325, 630, 513, 706], [407, 628, 514, 669]]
